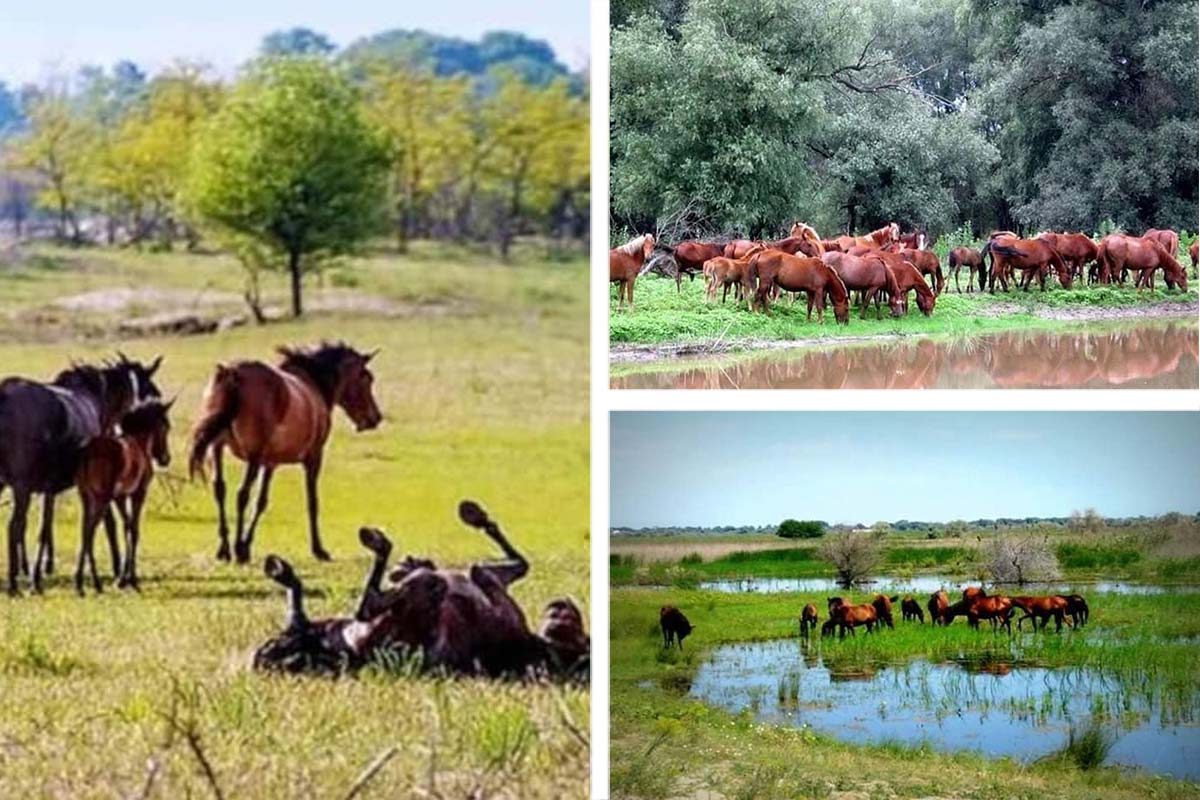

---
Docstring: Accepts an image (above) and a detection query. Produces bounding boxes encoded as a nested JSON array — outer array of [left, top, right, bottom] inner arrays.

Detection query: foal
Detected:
[[75, 400, 173, 594]]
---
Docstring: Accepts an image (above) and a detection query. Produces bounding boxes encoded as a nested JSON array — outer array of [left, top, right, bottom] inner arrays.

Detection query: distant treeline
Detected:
[[611, 0, 1198, 241]]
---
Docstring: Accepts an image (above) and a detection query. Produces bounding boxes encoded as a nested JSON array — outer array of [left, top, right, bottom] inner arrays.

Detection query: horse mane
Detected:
[[53, 363, 108, 396], [277, 341, 363, 403], [615, 235, 649, 256], [883, 262, 900, 296], [824, 263, 848, 300], [120, 400, 170, 436]]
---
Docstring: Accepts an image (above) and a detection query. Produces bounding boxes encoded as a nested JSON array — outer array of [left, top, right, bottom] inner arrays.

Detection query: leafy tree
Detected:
[[261, 28, 337, 57], [186, 57, 388, 317], [776, 519, 826, 539], [342, 29, 571, 86]]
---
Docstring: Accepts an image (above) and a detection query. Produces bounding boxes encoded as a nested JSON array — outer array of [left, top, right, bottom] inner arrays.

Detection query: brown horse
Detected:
[[1036, 232, 1098, 284], [946, 593, 1013, 633], [834, 223, 899, 252], [872, 594, 899, 629], [670, 240, 723, 293], [823, 251, 904, 319], [1060, 594, 1089, 627], [819, 239, 844, 253], [1097, 234, 1188, 291], [750, 250, 850, 323], [704, 245, 765, 307], [827, 596, 877, 639], [726, 236, 821, 260], [1189, 240, 1198, 269], [1011, 595, 1070, 632], [986, 234, 1072, 291], [189, 342, 383, 565], [887, 259, 937, 316], [1143, 228, 1179, 260], [661, 605, 693, 649], [799, 602, 819, 638], [74, 399, 173, 594], [897, 229, 927, 251], [948, 246, 985, 293], [901, 597, 924, 623], [898, 248, 944, 295], [609, 234, 656, 309], [788, 222, 824, 253], [927, 590, 949, 625]]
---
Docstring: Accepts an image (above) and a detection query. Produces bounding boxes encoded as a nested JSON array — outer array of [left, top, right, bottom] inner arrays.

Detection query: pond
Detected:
[[611, 322, 1199, 390], [697, 576, 1200, 595], [688, 640, 1200, 779]]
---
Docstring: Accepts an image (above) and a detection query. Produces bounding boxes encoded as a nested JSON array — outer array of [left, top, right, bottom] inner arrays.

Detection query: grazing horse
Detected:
[[1097, 234, 1188, 291], [927, 590, 949, 625], [750, 250, 850, 323], [670, 240, 724, 293], [946, 593, 1013, 633], [823, 251, 904, 319], [948, 246, 986, 293], [0, 356, 162, 594], [1060, 594, 1089, 627], [704, 244, 765, 307], [872, 594, 899, 629], [609, 234, 656, 309], [834, 223, 900, 252], [1143, 229, 1180, 261], [827, 596, 878, 639], [886, 259, 937, 316], [898, 248, 944, 295], [799, 602, 819, 638], [986, 234, 1072, 291], [901, 597, 924, 623], [1011, 595, 1070, 632], [1036, 232, 1098, 284], [254, 501, 588, 682], [660, 605, 693, 649], [74, 400, 173, 594], [189, 342, 383, 565]]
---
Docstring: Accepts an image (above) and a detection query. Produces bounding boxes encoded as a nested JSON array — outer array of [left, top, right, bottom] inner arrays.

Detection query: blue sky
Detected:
[[0, 1, 589, 85], [610, 412, 1200, 527]]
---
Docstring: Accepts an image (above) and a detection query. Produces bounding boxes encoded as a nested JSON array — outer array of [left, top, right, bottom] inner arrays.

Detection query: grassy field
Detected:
[[611, 586, 1200, 799], [0, 242, 589, 798], [610, 270, 1199, 347]]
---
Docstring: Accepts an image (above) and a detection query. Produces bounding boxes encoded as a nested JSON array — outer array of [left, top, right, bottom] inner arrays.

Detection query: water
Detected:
[[611, 322, 1199, 390], [689, 640, 1200, 779], [697, 576, 1200, 595]]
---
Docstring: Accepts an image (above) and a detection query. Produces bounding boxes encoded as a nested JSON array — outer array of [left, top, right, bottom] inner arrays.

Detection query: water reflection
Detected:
[[612, 323, 1199, 390], [690, 640, 1200, 779]]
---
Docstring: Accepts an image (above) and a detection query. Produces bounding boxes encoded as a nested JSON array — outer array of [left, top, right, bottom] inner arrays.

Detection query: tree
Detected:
[[776, 519, 826, 539], [818, 532, 881, 588], [186, 57, 388, 318], [8, 93, 97, 242], [261, 28, 336, 57], [985, 534, 1061, 585], [1068, 508, 1104, 535]]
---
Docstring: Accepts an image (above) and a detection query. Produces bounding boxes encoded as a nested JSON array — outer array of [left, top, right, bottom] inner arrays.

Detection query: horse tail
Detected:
[[188, 366, 240, 480]]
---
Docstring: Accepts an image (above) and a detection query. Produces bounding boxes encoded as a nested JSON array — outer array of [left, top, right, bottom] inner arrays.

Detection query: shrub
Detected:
[[817, 532, 881, 588], [776, 519, 826, 539]]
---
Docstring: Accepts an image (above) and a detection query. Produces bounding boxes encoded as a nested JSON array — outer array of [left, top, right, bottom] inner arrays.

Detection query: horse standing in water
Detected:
[[609, 234, 656, 308], [0, 356, 162, 594], [189, 343, 383, 565]]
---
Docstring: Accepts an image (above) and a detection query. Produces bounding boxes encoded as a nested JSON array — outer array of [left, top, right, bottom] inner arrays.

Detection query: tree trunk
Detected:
[[289, 249, 303, 317]]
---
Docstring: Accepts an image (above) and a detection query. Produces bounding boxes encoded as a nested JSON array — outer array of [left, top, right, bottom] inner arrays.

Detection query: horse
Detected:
[[1010, 595, 1070, 632], [1189, 240, 1198, 270], [897, 228, 927, 251], [788, 222, 824, 253], [833, 223, 899, 252], [609, 234, 656, 309], [872, 594, 899, 629], [1097, 234, 1188, 291], [189, 342, 382, 565], [901, 597, 924, 623], [703, 244, 765, 308], [895, 248, 943, 295], [946, 593, 1013, 634], [670, 240, 724, 293], [1060, 594, 1089, 627], [886, 259, 937, 316], [0, 355, 162, 594], [985, 234, 1072, 291], [253, 500, 588, 682], [726, 237, 821, 260], [74, 399, 173, 594], [799, 602, 819, 638], [927, 590, 949, 625], [947, 246, 986, 293], [822, 251, 904, 319], [1143, 229, 1179, 261], [749, 250, 850, 323], [1036, 232, 1098, 284], [827, 596, 878, 639], [661, 605, 693, 649]]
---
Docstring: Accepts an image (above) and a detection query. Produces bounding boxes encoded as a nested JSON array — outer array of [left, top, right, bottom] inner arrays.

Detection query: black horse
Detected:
[[0, 355, 161, 593]]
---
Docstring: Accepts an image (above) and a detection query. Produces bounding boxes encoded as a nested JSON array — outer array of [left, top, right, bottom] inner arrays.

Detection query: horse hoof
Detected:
[[264, 555, 297, 586], [216, 545, 231, 562], [358, 527, 392, 558], [458, 500, 488, 528], [313, 548, 332, 562], [235, 551, 251, 566]]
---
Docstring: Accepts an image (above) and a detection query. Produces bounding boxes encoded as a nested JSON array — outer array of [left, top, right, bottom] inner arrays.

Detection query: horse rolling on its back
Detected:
[[189, 342, 383, 565], [0, 355, 162, 594]]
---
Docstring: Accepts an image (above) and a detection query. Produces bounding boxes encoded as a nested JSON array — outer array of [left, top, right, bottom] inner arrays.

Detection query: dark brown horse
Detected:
[[872, 594, 899, 629], [661, 605, 693, 649], [823, 251, 904, 318], [986, 234, 1072, 291], [1060, 594, 1089, 627], [750, 250, 850, 322], [609, 234, 656, 309], [948, 246, 986, 293], [1, 355, 162, 594], [669, 240, 723, 293], [901, 597, 924, 623], [927, 590, 949, 625], [1011, 595, 1070, 632], [799, 602, 819, 638], [1097, 234, 1188, 291], [827, 596, 878, 639], [946, 593, 1013, 633], [1036, 232, 1098, 283], [189, 343, 382, 565], [75, 399, 173, 594], [254, 501, 588, 682]]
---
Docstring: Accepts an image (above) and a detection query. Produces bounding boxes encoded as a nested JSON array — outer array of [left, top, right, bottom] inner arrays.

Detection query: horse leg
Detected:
[[303, 455, 331, 561], [125, 489, 147, 590], [232, 460, 261, 565], [213, 444, 232, 562], [103, 505, 121, 579], [354, 527, 393, 621], [75, 497, 101, 596], [38, 493, 55, 575], [6, 488, 31, 595], [627, 276, 636, 311], [237, 467, 274, 564], [459, 500, 528, 587], [263, 555, 309, 632]]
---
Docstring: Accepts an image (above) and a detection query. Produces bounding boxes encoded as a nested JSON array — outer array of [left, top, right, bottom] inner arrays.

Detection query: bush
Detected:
[[776, 519, 826, 539], [985, 534, 1061, 584], [817, 532, 881, 588]]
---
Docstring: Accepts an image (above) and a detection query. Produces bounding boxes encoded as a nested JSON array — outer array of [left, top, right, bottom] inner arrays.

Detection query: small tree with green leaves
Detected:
[[186, 57, 387, 318], [776, 519, 826, 539]]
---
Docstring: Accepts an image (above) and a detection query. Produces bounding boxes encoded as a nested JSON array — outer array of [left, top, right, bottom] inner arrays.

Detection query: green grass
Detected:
[[610, 586, 1200, 799], [610, 271, 1198, 346], [0, 241, 588, 798]]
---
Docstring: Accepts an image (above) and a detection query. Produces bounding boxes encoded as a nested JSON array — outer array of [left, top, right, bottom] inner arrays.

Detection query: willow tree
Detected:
[[187, 57, 387, 317]]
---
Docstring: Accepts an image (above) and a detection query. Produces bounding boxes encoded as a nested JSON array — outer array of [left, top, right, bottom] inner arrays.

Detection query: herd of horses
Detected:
[[611, 221, 1194, 319], [0, 344, 588, 682], [660, 586, 1090, 650]]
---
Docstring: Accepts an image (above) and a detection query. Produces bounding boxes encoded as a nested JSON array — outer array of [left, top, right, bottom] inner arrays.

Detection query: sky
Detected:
[[610, 412, 1200, 528], [0, 1, 590, 86]]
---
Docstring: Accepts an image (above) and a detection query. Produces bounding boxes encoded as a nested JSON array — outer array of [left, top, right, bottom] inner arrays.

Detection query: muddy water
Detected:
[[698, 577, 1200, 595], [611, 322, 1199, 389], [689, 640, 1200, 779]]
